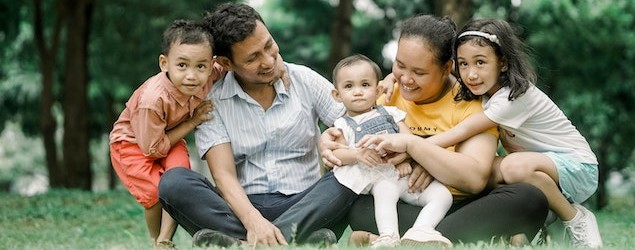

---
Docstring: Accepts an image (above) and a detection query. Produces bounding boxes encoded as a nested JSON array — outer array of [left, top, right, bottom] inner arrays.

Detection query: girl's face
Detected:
[[392, 37, 452, 104], [332, 62, 380, 117], [456, 42, 506, 96]]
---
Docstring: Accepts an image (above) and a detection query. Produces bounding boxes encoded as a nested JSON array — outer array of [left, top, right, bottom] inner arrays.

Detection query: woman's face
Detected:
[[392, 37, 450, 104]]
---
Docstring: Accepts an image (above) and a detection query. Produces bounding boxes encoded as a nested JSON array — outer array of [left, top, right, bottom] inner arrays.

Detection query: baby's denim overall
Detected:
[[343, 105, 399, 143]]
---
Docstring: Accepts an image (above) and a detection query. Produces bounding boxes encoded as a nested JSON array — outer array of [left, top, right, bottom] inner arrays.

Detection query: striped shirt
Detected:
[[195, 62, 345, 195]]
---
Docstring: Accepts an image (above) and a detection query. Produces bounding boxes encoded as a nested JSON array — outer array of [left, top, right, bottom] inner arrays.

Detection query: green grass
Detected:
[[1, 189, 633, 249]]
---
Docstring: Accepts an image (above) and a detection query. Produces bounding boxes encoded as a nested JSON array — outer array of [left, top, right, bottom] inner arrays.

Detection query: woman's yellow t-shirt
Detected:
[[379, 82, 499, 199]]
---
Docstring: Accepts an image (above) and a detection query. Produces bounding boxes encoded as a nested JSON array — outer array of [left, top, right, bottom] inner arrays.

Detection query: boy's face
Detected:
[[332, 62, 380, 117], [159, 41, 214, 96]]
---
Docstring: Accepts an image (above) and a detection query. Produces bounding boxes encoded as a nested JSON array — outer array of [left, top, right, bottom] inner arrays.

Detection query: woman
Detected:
[[321, 14, 548, 245]]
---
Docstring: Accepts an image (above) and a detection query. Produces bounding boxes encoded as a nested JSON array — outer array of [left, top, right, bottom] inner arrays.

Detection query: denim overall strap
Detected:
[[342, 105, 399, 143]]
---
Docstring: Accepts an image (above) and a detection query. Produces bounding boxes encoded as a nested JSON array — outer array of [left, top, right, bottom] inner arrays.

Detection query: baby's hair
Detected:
[[161, 19, 213, 56], [332, 54, 382, 87], [454, 19, 536, 101], [399, 14, 456, 67]]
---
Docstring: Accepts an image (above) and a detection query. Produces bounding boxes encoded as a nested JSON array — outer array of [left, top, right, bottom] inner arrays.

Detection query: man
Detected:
[[158, 2, 357, 248]]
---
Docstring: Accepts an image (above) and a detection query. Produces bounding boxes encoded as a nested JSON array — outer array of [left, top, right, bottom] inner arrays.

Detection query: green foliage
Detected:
[[518, 0, 635, 171], [88, 0, 225, 135], [0, 122, 46, 185], [259, 0, 334, 76], [0, 2, 43, 135]]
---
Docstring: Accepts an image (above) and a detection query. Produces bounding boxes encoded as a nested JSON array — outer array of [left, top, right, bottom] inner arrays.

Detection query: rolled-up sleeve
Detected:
[[133, 108, 170, 158]]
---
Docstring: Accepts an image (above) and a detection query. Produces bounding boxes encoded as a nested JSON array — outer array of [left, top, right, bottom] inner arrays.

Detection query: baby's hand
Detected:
[[191, 100, 214, 125], [395, 161, 412, 178], [378, 73, 397, 103], [356, 148, 384, 167]]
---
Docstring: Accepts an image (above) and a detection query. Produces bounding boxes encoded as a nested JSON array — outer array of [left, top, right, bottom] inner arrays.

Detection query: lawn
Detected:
[[0, 189, 633, 249]]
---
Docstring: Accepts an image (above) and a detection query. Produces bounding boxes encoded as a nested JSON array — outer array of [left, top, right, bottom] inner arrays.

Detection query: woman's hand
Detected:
[[408, 162, 434, 193]]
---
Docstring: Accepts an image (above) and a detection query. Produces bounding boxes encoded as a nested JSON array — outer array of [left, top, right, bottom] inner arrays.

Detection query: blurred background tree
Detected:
[[1, 0, 633, 209]]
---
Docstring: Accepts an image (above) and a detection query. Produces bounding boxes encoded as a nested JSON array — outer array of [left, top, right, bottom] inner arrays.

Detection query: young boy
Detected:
[[109, 19, 217, 249], [329, 54, 453, 247]]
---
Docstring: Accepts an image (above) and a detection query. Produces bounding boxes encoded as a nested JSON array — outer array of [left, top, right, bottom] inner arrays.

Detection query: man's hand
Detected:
[[319, 127, 348, 168], [408, 162, 434, 193], [244, 214, 287, 247]]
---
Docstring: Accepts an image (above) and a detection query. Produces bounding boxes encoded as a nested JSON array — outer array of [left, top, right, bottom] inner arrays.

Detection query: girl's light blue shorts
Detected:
[[544, 151, 599, 204]]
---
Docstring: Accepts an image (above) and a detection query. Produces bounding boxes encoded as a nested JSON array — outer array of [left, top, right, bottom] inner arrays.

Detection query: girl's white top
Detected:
[[483, 85, 597, 164]]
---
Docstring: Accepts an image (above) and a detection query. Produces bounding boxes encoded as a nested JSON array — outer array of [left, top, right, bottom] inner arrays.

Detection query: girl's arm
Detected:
[[384, 120, 412, 166], [426, 111, 497, 148]]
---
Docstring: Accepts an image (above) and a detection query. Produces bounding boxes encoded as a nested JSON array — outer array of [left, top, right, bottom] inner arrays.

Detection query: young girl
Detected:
[[329, 54, 452, 248], [109, 19, 217, 249], [427, 19, 602, 248]]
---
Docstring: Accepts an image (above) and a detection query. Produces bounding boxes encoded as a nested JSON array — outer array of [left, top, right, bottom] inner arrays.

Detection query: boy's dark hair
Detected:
[[399, 15, 457, 67], [203, 3, 264, 60], [332, 54, 382, 87], [161, 19, 213, 56], [454, 19, 535, 101]]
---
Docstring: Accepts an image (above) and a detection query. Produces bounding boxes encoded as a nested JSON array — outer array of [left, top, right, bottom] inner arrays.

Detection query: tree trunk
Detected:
[[595, 137, 610, 209], [33, 0, 64, 187], [328, 0, 353, 77], [433, 0, 472, 29], [61, 0, 93, 190], [106, 92, 117, 190]]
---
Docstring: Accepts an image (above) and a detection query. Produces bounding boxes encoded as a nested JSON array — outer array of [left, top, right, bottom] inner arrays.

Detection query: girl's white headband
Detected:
[[458, 31, 500, 46]]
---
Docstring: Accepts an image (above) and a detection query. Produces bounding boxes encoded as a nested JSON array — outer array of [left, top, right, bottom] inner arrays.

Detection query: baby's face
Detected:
[[334, 62, 380, 116], [160, 42, 214, 96]]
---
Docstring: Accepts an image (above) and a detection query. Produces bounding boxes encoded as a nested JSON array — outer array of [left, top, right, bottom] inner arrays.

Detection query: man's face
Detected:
[[221, 21, 281, 86]]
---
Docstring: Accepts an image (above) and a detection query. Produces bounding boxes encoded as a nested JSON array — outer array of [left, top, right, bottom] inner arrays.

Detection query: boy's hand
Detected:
[[210, 61, 227, 82], [191, 100, 214, 125], [274, 54, 291, 91]]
